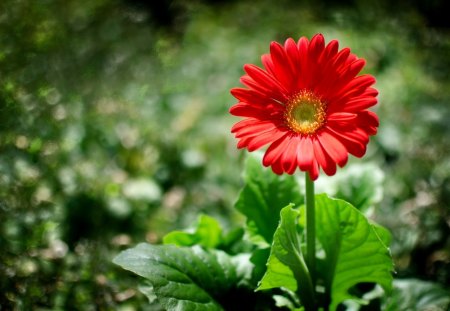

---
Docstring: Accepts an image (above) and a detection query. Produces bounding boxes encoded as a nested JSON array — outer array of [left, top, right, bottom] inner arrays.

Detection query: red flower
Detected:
[[230, 34, 379, 180]]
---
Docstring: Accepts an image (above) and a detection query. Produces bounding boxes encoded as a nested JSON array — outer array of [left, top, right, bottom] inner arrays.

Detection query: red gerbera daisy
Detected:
[[230, 34, 379, 180]]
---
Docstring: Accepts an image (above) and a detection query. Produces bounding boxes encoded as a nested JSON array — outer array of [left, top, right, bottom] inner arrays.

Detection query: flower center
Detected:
[[284, 90, 327, 135]]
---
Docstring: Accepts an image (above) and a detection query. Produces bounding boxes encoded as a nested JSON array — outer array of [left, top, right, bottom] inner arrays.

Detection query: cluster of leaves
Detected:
[[115, 156, 448, 310]]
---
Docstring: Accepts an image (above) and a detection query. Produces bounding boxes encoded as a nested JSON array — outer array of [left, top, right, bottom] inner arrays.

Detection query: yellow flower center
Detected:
[[284, 90, 327, 135]]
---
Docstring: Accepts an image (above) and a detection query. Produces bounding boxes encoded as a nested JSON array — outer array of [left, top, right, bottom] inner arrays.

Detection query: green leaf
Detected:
[[162, 214, 246, 254], [257, 205, 315, 310], [163, 214, 222, 248], [314, 194, 394, 310], [251, 194, 393, 310], [384, 279, 450, 310], [235, 154, 303, 246], [249, 248, 271, 285], [113, 243, 251, 311], [370, 220, 392, 248], [257, 249, 297, 292], [221, 226, 245, 250]]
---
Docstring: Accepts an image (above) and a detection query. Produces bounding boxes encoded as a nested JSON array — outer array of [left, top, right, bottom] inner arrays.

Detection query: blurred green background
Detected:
[[0, 0, 448, 310]]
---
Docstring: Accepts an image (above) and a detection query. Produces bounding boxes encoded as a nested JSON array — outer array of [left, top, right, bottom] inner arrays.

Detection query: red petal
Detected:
[[335, 59, 367, 91], [331, 48, 351, 71], [261, 53, 276, 77], [347, 53, 358, 64], [334, 75, 376, 100], [363, 87, 379, 97], [281, 136, 300, 173], [270, 157, 284, 175], [284, 38, 300, 76], [240, 75, 285, 101], [326, 126, 367, 157], [230, 87, 261, 102], [322, 59, 367, 100], [306, 34, 326, 89], [231, 118, 267, 133], [308, 158, 320, 181], [309, 34, 325, 62], [270, 41, 296, 91], [297, 136, 314, 171], [339, 59, 366, 79], [230, 88, 285, 110], [244, 64, 288, 95], [327, 112, 358, 122], [297, 37, 310, 89], [233, 121, 276, 138], [237, 136, 252, 149], [357, 110, 379, 135], [229, 103, 263, 118], [246, 128, 287, 151], [329, 87, 378, 112], [341, 97, 378, 112], [321, 40, 339, 62], [313, 137, 337, 176], [316, 48, 351, 96], [262, 134, 290, 166], [317, 129, 348, 167]]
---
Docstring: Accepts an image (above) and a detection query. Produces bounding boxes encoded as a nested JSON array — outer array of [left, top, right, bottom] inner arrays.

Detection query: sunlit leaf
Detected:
[[235, 154, 303, 246], [257, 205, 315, 310], [314, 194, 394, 310], [113, 243, 253, 311], [163, 214, 223, 248], [162, 214, 246, 254], [256, 195, 393, 310]]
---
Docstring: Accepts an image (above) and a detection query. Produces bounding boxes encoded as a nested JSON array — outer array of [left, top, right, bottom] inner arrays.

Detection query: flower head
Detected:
[[230, 34, 379, 180]]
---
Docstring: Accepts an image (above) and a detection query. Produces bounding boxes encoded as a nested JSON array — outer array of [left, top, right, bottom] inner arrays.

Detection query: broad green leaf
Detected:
[[314, 194, 393, 310], [163, 214, 222, 248], [257, 251, 297, 292], [384, 279, 450, 310], [113, 243, 252, 311], [370, 221, 392, 248], [162, 214, 246, 254], [257, 205, 315, 310], [249, 248, 271, 285], [235, 154, 303, 246]]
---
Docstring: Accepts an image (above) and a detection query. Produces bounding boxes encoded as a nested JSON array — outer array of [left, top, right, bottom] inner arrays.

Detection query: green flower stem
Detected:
[[292, 251, 317, 311], [305, 173, 316, 292]]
